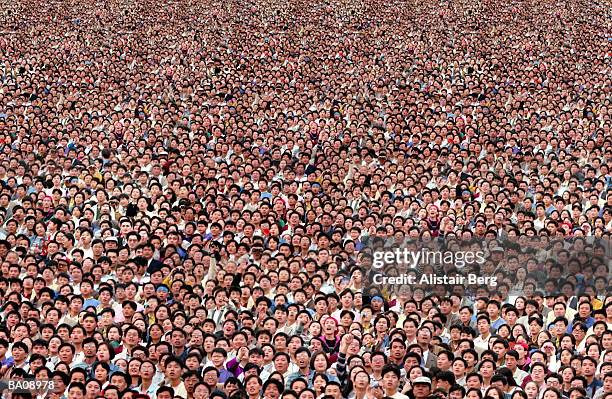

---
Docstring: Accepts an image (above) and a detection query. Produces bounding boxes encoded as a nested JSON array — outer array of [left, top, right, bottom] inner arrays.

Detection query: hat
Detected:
[[371, 296, 384, 302], [413, 376, 432, 386], [491, 246, 504, 252]]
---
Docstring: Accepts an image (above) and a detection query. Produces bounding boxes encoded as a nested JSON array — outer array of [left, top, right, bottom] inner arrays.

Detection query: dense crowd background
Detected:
[[0, 0, 610, 398]]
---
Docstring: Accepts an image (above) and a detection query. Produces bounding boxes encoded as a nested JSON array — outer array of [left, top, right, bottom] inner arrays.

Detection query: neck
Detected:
[[385, 388, 398, 396], [324, 332, 335, 339], [355, 390, 367, 399]]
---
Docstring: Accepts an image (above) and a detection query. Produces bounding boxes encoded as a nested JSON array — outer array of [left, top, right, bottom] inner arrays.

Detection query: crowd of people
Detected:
[[0, 0, 610, 397]]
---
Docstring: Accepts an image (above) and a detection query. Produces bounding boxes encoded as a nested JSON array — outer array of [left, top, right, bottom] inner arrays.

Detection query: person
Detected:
[[67, 383, 87, 399], [0, 1, 609, 399], [370, 365, 407, 399], [161, 356, 188, 399]]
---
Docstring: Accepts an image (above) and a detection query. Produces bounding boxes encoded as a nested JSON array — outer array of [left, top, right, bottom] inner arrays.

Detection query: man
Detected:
[[593, 372, 612, 399], [402, 318, 419, 346], [412, 376, 433, 399], [162, 356, 188, 399], [324, 381, 343, 399], [285, 347, 313, 389], [582, 356, 603, 397], [263, 379, 284, 399], [72, 338, 97, 371], [380, 364, 409, 399], [67, 383, 86, 399], [491, 339, 509, 368], [474, 315, 493, 355], [109, 372, 130, 392], [487, 300, 506, 331], [210, 348, 233, 383], [389, 339, 407, 367], [156, 386, 174, 399], [170, 328, 189, 362], [504, 350, 528, 386], [416, 327, 437, 370], [570, 302, 595, 332]]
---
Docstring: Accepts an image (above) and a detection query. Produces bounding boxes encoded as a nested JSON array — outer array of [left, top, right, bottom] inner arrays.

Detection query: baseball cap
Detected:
[[413, 376, 432, 386]]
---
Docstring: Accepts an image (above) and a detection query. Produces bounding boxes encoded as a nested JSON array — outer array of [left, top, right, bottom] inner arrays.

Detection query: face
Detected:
[[382, 371, 400, 391], [480, 362, 494, 378], [525, 383, 539, 399], [412, 383, 431, 398]]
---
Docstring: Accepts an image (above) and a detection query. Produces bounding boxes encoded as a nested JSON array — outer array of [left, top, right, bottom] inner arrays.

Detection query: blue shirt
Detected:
[[491, 317, 507, 331], [83, 298, 100, 309]]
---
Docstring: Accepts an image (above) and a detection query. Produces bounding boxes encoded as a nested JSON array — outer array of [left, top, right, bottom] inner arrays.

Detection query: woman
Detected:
[[541, 341, 559, 372], [510, 269, 528, 295], [559, 349, 574, 367], [401, 366, 425, 395], [497, 325, 512, 341], [47, 336, 62, 366], [133, 319, 148, 336], [511, 325, 529, 342], [310, 351, 340, 385], [585, 342, 601, 360], [30, 222, 47, 254], [303, 322, 322, 344], [559, 365, 575, 397], [478, 360, 496, 390], [162, 318, 174, 333], [466, 388, 483, 399], [127, 358, 142, 388], [420, 298, 434, 318], [312, 373, 328, 398], [541, 388, 563, 399], [93, 362, 110, 388], [114, 358, 128, 372], [84, 379, 101, 399], [485, 387, 505, 399], [511, 391, 528, 399], [147, 323, 164, 345], [348, 268, 364, 292], [96, 342, 119, 374], [514, 297, 527, 317], [524, 381, 540, 399], [536, 331, 553, 348]]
